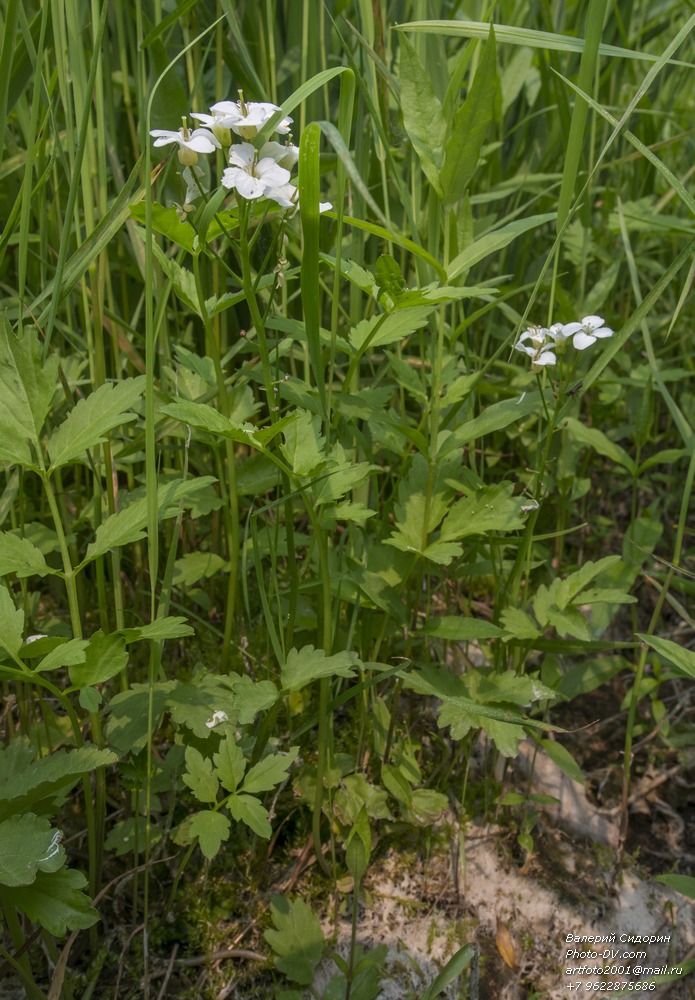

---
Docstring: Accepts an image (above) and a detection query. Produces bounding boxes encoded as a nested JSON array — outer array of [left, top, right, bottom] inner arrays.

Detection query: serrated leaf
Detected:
[[499, 607, 541, 640], [160, 398, 260, 447], [2, 867, 99, 936], [540, 739, 584, 785], [0, 746, 117, 821], [264, 895, 324, 985], [0, 532, 51, 579], [0, 585, 24, 658], [441, 481, 526, 541], [213, 736, 246, 793], [118, 616, 195, 642], [441, 27, 499, 204], [0, 814, 65, 886], [165, 677, 240, 738], [399, 35, 445, 196], [281, 410, 325, 476], [334, 773, 393, 826], [281, 645, 360, 693], [173, 552, 227, 587], [227, 675, 279, 725], [228, 793, 271, 838], [188, 810, 230, 860], [0, 318, 59, 467], [348, 306, 434, 353], [47, 377, 145, 470], [546, 607, 591, 641], [83, 477, 217, 564], [385, 453, 458, 559], [241, 748, 298, 795], [68, 630, 128, 688], [182, 746, 219, 803]]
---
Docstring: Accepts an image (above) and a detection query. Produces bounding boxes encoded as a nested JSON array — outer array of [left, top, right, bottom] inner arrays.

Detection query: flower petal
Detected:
[[581, 315, 604, 330], [228, 142, 256, 168], [573, 332, 596, 350]]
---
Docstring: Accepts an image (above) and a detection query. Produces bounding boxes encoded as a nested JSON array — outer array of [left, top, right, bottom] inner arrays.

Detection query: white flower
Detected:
[[196, 96, 293, 141], [259, 140, 299, 171], [221, 142, 291, 200], [514, 326, 557, 369], [560, 315, 613, 351], [546, 322, 571, 344], [150, 120, 220, 166]]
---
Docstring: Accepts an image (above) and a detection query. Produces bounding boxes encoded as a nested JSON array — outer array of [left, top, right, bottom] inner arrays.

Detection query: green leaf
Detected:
[[348, 306, 434, 352], [0, 814, 65, 886], [0, 318, 59, 467], [441, 480, 527, 541], [264, 895, 324, 985], [345, 806, 371, 883], [441, 26, 498, 204], [409, 788, 449, 823], [421, 617, 504, 640], [0, 532, 51, 579], [540, 739, 585, 785], [562, 417, 636, 476], [47, 377, 145, 470], [0, 746, 117, 821], [213, 736, 246, 793], [82, 477, 218, 564], [421, 944, 476, 1000], [638, 634, 695, 680], [2, 867, 99, 936], [500, 607, 541, 640], [334, 774, 392, 826], [118, 616, 196, 642], [33, 638, 88, 674], [68, 630, 128, 688], [173, 552, 227, 587], [0, 585, 24, 659], [105, 682, 175, 754], [226, 675, 279, 725], [148, 238, 201, 315], [228, 793, 271, 839], [188, 810, 231, 860], [241, 748, 298, 795], [398, 35, 445, 197], [442, 391, 547, 452], [160, 398, 261, 448], [654, 874, 695, 900], [281, 410, 326, 476], [129, 201, 197, 254], [385, 453, 459, 561], [281, 645, 360, 693], [446, 214, 556, 281], [182, 746, 219, 803]]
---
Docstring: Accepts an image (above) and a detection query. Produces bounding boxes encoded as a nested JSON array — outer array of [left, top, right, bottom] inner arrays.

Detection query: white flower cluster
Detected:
[[149, 96, 331, 214], [514, 316, 613, 371]]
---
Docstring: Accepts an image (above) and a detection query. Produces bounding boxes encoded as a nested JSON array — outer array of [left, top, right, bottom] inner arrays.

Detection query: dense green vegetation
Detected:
[[1, 0, 694, 996]]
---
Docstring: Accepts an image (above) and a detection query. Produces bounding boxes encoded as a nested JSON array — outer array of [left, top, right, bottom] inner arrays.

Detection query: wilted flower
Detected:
[[514, 326, 557, 370], [150, 118, 220, 166], [205, 710, 229, 729], [560, 315, 613, 351], [221, 142, 291, 201]]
